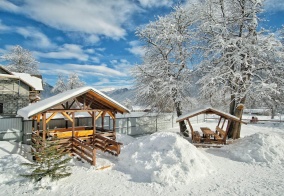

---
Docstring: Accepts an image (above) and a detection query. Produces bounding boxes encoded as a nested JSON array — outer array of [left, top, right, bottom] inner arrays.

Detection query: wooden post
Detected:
[[72, 112, 75, 139], [92, 111, 96, 142], [36, 114, 41, 136], [217, 117, 222, 127], [92, 148, 96, 166], [186, 119, 194, 140], [42, 113, 46, 141], [102, 112, 105, 131], [221, 118, 226, 129], [113, 113, 116, 140]]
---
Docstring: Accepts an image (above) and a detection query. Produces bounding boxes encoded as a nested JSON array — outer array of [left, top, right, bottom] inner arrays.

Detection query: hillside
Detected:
[[103, 88, 136, 104]]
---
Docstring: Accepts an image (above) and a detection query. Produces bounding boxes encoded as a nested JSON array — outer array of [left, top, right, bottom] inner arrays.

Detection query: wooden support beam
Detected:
[[217, 117, 222, 127], [87, 100, 94, 109], [96, 111, 103, 120], [221, 118, 226, 129], [61, 112, 73, 122], [68, 100, 76, 109], [74, 98, 82, 109], [92, 111, 96, 140], [36, 114, 41, 123], [113, 113, 116, 140], [46, 112, 58, 124], [42, 113, 46, 141], [186, 119, 194, 140], [102, 111, 106, 129], [61, 104, 65, 109], [107, 111, 115, 119], [72, 112, 75, 139], [92, 148, 96, 166]]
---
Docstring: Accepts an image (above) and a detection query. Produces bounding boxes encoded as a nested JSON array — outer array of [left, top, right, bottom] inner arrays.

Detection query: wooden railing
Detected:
[[72, 137, 96, 165], [94, 134, 122, 156]]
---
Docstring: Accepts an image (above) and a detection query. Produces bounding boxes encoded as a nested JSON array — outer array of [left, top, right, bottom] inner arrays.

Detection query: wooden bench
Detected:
[[191, 130, 201, 143], [214, 126, 227, 144]]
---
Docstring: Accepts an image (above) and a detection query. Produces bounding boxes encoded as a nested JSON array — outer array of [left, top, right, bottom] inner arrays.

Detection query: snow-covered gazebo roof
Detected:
[[18, 86, 130, 119], [176, 107, 246, 124]]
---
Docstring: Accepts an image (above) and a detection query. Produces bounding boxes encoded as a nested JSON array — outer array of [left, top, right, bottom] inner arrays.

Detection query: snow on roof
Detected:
[[132, 105, 151, 111], [17, 86, 130, 119], [12, 72, 43, 91], [176, 107, 245, 123]]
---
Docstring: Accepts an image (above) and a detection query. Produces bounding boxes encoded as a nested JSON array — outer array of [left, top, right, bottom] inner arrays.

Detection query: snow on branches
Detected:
[[52, 73, 85, 94], [1, 45, 39, 75]]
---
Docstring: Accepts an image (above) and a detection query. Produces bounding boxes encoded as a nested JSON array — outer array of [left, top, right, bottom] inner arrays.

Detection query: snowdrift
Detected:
[[116, 132, 213, 185], [116, 133, 136, 145], [0, 154, 30, 184], [222, 132, 284, 165]]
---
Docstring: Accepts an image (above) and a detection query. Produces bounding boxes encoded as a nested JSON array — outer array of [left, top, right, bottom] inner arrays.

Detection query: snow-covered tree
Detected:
[[132, 6, 194, 136], [193, 0, 284, 138], [122, 98, 132, 110], [1, 45, 39, 74], [52, 73, 85, 94]]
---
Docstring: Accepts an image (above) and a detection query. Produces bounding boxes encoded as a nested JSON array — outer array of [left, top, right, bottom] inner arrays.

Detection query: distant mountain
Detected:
[[103, 88, 136, 104], [40, 81, 55, 99]]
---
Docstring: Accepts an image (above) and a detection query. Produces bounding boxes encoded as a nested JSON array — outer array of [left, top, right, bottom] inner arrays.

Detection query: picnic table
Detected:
[[200, 127, 215, 142]]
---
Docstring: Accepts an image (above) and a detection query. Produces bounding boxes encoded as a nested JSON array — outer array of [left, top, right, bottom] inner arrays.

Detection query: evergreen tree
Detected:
[[21, 136, 71, 182]]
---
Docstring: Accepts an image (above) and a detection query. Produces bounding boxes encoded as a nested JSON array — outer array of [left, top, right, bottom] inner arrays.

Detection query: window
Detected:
[[0, 103, 3, 114]]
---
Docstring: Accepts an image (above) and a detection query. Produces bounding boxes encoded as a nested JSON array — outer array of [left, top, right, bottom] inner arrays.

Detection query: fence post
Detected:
[[156, 116, 158, 132], [127, 118, 129, 135], [172, 114, 174, 128]]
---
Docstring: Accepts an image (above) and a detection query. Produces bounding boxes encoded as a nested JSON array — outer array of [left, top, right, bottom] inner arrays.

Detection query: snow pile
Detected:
[[0, 154, 30, 184], [222, 132, 284, 165], [116, 132, 213, 185], [116, 133, 136, 145]]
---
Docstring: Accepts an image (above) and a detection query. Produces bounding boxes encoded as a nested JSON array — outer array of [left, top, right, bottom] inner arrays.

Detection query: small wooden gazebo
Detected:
[[176, 107, 246, 145], [18, 86, 130, 165]]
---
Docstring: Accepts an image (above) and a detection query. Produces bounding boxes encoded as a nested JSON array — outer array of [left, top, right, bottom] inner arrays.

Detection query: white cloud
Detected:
[[15, 27, 56, 49], [0, 20, 10, 31], [68, 64, 126, 77], [264, 0, 284, 12], [111, 59, 134, 75], [138, 0, 174, 8], [0, 1, 20, 12], [2, 0, 141, 40], [126, 40, 145, 56], [34, 44, 89, 61]]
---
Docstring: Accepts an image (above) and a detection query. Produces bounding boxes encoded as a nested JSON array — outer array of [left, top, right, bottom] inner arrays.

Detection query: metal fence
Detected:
[[0, 112, 206, 144]]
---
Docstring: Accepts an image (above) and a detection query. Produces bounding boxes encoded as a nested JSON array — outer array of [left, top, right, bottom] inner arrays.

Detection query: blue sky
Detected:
[[0, 0, 283, 90]]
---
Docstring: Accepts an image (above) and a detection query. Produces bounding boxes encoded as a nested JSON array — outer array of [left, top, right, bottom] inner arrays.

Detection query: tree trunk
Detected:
[[227, 95, 236, 138], [231, 104, 244, 139], [175, 101, 188, 137], [271, 105, 276, 119]]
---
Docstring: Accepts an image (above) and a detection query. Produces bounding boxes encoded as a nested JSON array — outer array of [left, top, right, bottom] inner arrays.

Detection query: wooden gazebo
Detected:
[[176, 107, 246, 145], [18, 86, 130, 165]]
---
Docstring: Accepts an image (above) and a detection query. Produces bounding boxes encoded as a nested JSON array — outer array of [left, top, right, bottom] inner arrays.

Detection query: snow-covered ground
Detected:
[[1, 122, 284, 195]]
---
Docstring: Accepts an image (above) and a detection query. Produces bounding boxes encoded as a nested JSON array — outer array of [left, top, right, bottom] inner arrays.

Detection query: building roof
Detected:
[[18, 86, 130, 119], [176, 107, 247, 124], [12, 72, 43, 91], [0, 66, 43, 90]]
